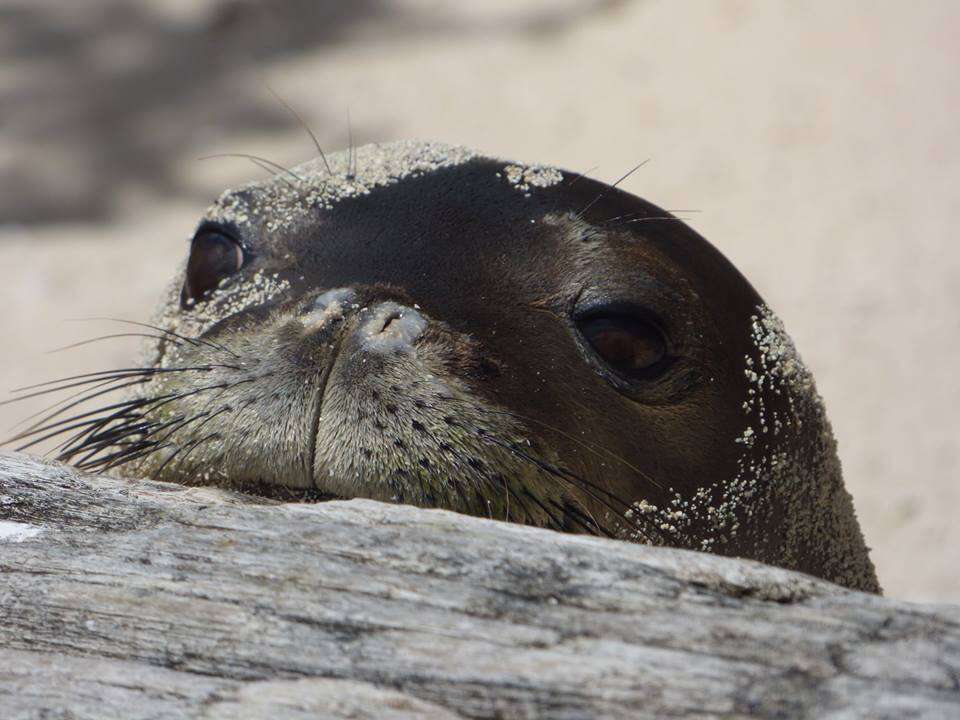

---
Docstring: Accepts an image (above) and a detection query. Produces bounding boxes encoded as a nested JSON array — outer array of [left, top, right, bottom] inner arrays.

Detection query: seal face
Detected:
[[28, 141, 879, 592]]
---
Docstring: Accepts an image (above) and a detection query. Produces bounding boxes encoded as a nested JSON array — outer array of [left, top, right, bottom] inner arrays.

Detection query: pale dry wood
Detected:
[[0, 451, 958, 719]]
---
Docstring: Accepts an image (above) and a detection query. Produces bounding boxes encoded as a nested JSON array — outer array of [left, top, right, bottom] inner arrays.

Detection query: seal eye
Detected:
[[181, 230, 244, 308], [578, 314, 668, 379]]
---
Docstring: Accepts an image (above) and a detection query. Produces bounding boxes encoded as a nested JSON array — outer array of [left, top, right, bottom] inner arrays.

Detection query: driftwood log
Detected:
[[0, 452, 958, 719]]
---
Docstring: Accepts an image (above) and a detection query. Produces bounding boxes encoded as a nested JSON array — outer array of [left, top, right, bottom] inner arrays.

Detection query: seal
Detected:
[[15, 141, 879, 592]]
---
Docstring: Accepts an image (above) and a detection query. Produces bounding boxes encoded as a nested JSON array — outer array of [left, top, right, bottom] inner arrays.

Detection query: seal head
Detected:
[[52, 141, 880, 592]]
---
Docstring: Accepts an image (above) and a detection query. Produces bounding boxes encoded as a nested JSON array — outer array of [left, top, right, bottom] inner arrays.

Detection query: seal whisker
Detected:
[[8, 375, 150, 432], [246, 157, 299, 192], [154, 407, 232, 479], [477, 432, 659, 540], [163, 395, 260, 481], [68, 406, 192, 471], [550, 497, 612, 538], [164, 431, 223, 480], [46, 333, 183, 355], [198, 153, 303, 183], [557, 500, 603, 536], [575, 159, 650, 220], [70, 376, 263, 472], [581, 216, 689, 242], [96, 409, 216, 472], [17, 374, 249, 468], [442, 398, 666, 493], [69, 426, 152, 467], [78, 441, 176, 473], [67, 424, 156, 467], [517, 488, 574, 535], [265, 84, 332, 176], [346, 109, 356, 180], [72, 414, 186, 468], [1, 368, 218, 411], [5, 369, 168, 398], [79, 318, 242, 359], [53, 393, 187, 459], [10, 393, 167, 451], [6, 367, 247, 453], [613, 216, 688, 227], [8, 365, 230, 396], [565, 165, 599, 188], [600, 209, 701, 225]]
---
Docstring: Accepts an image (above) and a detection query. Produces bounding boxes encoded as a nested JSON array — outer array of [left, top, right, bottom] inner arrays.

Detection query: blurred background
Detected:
[[1, 0, 957, 602]]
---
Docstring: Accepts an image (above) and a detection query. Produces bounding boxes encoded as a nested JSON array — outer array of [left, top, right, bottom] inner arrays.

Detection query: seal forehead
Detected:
[[203, 141, 566, 234], [204, 141, 478, 231]]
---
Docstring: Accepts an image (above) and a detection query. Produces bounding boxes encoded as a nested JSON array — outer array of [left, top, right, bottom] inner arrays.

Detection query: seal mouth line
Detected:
[[306, 332, 347, 488]]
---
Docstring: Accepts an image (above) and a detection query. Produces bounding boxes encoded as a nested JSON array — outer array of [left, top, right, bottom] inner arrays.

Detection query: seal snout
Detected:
[[300, 287, 428, 353]]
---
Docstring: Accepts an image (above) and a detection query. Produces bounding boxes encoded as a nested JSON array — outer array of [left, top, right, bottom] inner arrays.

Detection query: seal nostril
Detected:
[[360, 302, 428, 351], [380, 311, 403, 334], [302, 287, 358, 331], [312, 287, 358, 313]]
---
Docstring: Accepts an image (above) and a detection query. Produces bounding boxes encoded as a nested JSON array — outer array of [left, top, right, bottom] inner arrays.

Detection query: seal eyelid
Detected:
[[180, 228, 245, 309]]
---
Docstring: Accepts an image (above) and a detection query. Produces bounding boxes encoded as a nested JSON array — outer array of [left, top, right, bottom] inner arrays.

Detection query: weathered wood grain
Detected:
[[1, 451, 958, 719]]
